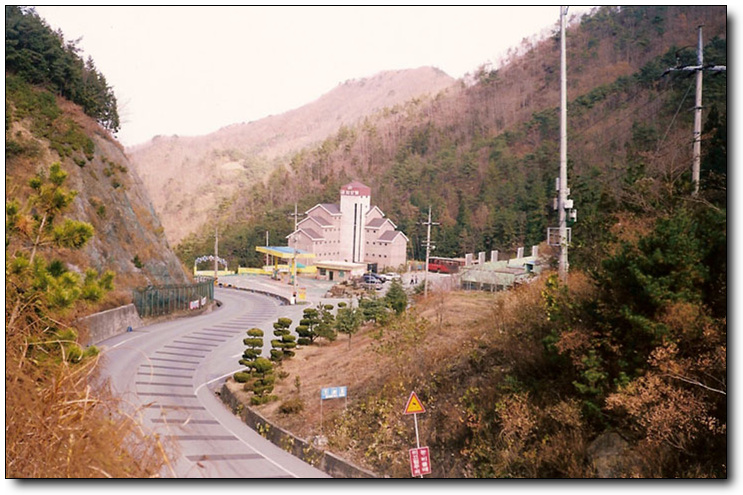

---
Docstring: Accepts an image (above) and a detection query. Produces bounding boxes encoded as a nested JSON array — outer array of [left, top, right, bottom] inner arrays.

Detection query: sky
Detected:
[[33, 5, 596, 147]]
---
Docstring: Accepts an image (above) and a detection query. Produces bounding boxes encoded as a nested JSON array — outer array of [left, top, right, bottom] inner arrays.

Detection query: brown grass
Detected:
[[226, 276, 602, 477], [5, 307, 172, 478], [225, 288, 508, 474]]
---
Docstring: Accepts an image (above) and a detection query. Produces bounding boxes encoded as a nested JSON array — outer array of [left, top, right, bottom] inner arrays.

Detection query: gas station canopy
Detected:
[[256, 246, 315, 260]]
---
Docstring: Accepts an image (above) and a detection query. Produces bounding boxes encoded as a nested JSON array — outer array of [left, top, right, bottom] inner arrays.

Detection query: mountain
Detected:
[[173, 6, 727, 272], [127, 67, 456, 246], [5, 74, 191, 296]]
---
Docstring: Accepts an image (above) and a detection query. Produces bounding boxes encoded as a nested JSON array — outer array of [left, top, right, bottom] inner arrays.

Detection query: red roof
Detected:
[[340, 181, 371, 197]]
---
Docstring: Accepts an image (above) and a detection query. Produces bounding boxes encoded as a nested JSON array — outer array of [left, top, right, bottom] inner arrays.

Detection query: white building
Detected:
[[288, 181, 408, 271]]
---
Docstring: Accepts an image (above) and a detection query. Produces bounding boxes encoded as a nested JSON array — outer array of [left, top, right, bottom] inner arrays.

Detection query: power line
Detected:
[[663, 24, 727, 195]]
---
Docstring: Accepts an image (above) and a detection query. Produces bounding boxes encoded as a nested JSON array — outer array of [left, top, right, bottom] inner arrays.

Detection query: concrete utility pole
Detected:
[[288, 203, 304, 291], [214, 227, 219, 281], [663, 25, 726, 195], [421, 206, 439, 297], [265, 230, 269, 267], [558, 6, 570, 284], [692, 25, 704, 195]]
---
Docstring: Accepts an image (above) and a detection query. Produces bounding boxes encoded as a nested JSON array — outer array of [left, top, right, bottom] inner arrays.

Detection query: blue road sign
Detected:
[[321, 386, 348, 400]]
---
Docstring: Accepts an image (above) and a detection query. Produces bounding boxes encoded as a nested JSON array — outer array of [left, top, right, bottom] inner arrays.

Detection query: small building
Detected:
[[314, 261, 367, 282], [459, 247, 543, 292], [288, 181, 408, 271]]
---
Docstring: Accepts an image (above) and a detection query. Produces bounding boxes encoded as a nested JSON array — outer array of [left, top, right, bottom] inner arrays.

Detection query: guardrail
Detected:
[[132, 276, 215, 318]]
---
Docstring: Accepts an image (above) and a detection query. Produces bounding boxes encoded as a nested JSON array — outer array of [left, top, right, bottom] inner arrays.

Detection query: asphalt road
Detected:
[[96, 287, 329, 478]]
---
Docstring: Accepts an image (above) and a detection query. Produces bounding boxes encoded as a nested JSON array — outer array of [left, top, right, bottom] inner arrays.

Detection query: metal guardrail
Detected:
[[132, 276, 215, 318]]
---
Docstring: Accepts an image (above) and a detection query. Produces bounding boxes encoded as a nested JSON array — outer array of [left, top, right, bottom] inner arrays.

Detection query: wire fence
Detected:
[[132, 276, 215, 318]]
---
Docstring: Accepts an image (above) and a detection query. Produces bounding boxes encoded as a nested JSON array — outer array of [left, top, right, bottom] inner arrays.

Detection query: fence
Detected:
[[132, 276, 215, 318]]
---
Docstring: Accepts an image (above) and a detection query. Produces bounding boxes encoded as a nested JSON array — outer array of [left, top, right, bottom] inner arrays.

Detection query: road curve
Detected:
[[97, 287, 329, 478]]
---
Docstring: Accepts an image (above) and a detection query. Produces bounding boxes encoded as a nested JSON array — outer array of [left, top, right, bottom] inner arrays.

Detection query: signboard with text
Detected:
[[321, 386, 347, 400], [409, 446, 431, 477]]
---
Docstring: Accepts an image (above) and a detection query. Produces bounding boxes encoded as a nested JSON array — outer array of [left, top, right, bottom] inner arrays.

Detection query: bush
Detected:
[[233, 371, 251, 383], [278, 397, 305, 415]]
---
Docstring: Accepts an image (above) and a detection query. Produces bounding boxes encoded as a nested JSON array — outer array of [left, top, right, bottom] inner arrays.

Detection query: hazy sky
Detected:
[[33, 5, 596, 147]]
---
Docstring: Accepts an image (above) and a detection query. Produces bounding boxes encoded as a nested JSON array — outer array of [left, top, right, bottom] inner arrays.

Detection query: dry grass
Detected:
[[226, 288, 507, 473], [227, 277, 599, 477], [5, 310, 172, 478]]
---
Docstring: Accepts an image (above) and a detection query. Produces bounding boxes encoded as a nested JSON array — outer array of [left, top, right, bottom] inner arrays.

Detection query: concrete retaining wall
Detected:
[[78, 304, 142, 346], [220, 383, 378, 478]]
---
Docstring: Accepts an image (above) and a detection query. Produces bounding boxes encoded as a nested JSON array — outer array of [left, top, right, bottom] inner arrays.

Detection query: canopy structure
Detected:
[[256, 245, 315, 261], [256, 246, 315, 285]]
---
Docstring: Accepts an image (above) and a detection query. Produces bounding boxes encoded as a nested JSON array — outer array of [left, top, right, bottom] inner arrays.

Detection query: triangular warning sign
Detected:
[[404, 391, 426, 415]]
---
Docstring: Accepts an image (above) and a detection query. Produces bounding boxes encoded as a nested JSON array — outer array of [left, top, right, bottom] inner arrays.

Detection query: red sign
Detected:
[[404, 391, 425, 415], [409, 446, 431, 477]]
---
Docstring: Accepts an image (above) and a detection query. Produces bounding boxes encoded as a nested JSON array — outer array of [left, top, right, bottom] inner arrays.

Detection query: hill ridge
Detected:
[[128, 66, 456, 245]]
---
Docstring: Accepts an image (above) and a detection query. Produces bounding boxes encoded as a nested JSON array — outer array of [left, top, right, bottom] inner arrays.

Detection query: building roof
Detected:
[[315, 261, 367, 271], [294, 227, 323, 241], [298, 216, 330, 229], [378, 230, 408, 242], [366, 217, 388, 228], [366, 205, 385, 218], [340, 181, 371, 197], [309, 203, 341, 216]]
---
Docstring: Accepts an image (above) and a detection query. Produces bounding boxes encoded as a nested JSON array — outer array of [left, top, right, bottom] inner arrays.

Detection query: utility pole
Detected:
[[265, 230, 269, 267], [421, 206, 439, 297], [558, 6, 570, 285], [288, 203, 304, 291], [692, 25, 704, 195], [663, 25, 726, 195], [214, 227, 219, 281]]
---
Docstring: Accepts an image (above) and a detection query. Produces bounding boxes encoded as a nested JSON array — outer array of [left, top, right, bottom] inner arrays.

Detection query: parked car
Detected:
[[365, 272, 386, 283], [361, 274, 383, 290], [381, 272, 401, 282]]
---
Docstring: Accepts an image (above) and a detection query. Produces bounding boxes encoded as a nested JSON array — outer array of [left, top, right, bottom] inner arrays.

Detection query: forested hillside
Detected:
[[202, 6, 726, 478], [128, 67, 455, 245], [175, 6, 725, 273], [5, 6, 181, 477], [5, 7, 190, 291]]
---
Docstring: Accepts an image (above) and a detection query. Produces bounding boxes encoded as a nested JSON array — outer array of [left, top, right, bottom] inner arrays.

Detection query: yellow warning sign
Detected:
[[404, 391, 426, 415]]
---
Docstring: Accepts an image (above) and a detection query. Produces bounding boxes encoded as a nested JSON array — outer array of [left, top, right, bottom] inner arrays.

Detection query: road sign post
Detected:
[[409, 446, 432, 477], [320, 386, 347, 436], [404, 391, 430, 477]]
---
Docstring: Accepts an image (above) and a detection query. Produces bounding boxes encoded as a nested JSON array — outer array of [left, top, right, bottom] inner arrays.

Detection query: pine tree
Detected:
[[270, 317, 296, 361]]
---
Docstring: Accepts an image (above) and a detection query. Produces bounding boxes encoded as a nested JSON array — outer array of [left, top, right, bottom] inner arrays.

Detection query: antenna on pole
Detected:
[[421, 206, 439, 297], [663, 25, 726, 195]]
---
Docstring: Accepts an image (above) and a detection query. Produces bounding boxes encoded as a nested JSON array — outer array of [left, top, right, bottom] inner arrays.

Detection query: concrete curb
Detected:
[[219, 383, 378, 478]]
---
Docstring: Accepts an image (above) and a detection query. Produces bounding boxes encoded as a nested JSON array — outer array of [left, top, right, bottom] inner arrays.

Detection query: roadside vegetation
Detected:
[[7, 5, 725, 478], [237, 205, 725, 477], [5, 164, 168, 477], [5, 7, 168, 477]]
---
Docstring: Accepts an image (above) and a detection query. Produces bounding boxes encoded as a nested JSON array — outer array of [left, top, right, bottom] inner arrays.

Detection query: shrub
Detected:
[[278, 397, 305, 415]]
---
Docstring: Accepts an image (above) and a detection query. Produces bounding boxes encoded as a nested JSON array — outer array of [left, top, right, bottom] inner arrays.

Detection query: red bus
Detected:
[[427, 257, 466, 274]]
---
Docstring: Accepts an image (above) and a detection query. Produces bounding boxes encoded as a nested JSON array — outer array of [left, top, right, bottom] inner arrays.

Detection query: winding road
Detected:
[[97, 287, 329, 478]]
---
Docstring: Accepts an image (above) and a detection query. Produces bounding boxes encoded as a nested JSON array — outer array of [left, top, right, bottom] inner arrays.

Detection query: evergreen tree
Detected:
[[359, 295, 390, 324], [384, 279, 408, 315], [296, 307, 321, 345], [5, 6, 120, 132], [6, 163, 112, 333], [247, 357, 276, 405], [335, 303, 363, 349], [270, 317, 296, 361]]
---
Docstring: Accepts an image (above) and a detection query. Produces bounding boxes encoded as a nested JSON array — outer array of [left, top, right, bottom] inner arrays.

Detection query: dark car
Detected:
[[361, 274, 383, 290]]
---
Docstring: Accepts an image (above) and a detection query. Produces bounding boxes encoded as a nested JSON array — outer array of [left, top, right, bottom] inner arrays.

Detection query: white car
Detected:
[[381, 272, 401, 282]]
